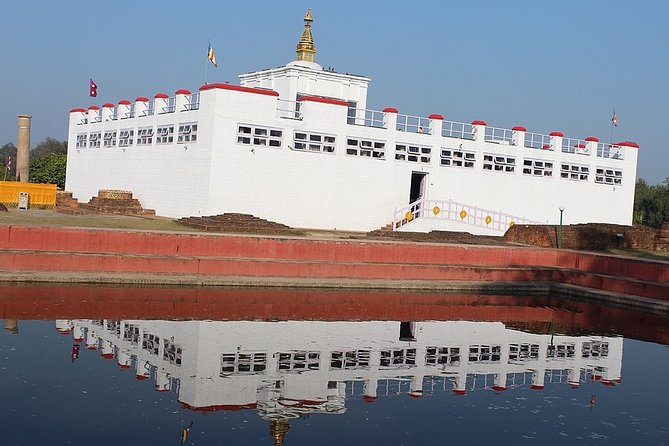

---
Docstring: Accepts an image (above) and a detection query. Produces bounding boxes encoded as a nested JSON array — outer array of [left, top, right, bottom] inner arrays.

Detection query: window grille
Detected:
[[395, 144, 431, 164], [220, 352, 267, 375], [330, 350, 371, 370], [76, 133, 87, 148], [237, 124, 282, 148], [441, 148, 475, 168], [103, 130, 117, 148], [177, 123, 198, 143], [293, 131, 335, 153], [346, 137, 385, 159], [595, 167, 622, 185], [163, 339, 183, 366], [560, 163, 589, 181], [483, 154, 515, 172], [509, 343, 539, 362], [119, 129, 134, 147], [277, 351, 321, 372], [380, 348, 417, 367], [156, 125, 174, 144], [425, 346, 461, 365], [89, 132, 101, 148], [522, 159, 553, 177], [137, 127, 154, 145], [142, 333, 160, 355]]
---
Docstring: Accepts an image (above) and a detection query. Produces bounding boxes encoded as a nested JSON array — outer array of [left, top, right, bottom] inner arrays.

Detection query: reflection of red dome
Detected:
[[362, 395, 377, 403], [492, 386, 507, 392], [56, 328, 72, 334], [530, 385, 544, 390], [600, 379, 616, 387], [408, 390, 423, 399], [453, 390, 466, 396], [135, 375, 148, 380], [592, 375, 602, 381], [86, 346, 97, 350], [101, 353, 114, 359], [569, 383, 580, 389], [118, 364, 131, 369], [73, 337, 84, 342]]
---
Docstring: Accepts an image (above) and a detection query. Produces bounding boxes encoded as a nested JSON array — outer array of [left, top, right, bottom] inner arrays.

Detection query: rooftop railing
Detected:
[[484, 126, 514, 145], [524, 132, 552, 150], [562, 137, 589, 156], [347, 108, 385, 128], [597, 142, 625, 160], [397, 113, 431, 135], [442, 120, 475, 140]]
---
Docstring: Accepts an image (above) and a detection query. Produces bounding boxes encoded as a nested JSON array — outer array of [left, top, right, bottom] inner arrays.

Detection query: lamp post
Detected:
[[558, 206, 565, 249]]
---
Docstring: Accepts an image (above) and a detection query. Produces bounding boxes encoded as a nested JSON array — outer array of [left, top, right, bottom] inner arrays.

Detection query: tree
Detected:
[[29, 153, 67, 188], [634, 178, 669, 228], [30, 137, 67, 158]]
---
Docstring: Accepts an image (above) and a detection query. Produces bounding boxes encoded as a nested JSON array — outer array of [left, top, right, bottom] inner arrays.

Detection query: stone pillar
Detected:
[[16, 114, 31, 182]]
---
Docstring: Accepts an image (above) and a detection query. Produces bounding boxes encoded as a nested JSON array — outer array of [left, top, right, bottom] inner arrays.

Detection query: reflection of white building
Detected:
[[60, 318, 622, 420], [65, 10, 638, 235]]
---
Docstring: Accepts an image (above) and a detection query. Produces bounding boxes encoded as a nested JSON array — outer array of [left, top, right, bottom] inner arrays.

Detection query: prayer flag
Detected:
[[612, 110, 618, 127], [90, 79, 98, 97], [207, 43, 217, 67]]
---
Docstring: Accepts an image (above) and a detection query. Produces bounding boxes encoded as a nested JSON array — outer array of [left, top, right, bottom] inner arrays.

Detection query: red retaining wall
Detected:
[[0, 225, 667, 300]]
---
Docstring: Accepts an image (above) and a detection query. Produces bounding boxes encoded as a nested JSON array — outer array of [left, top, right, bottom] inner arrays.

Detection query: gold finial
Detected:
[[269, 419, 290, 446], [296, 9, 316, 62]]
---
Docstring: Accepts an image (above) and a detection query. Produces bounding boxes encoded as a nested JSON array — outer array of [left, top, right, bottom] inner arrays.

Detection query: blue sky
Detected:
[[1, 0, 667, 184]]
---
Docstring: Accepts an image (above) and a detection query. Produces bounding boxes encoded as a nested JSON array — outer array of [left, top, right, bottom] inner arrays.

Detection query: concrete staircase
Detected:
[[57, 189, 155, 216]]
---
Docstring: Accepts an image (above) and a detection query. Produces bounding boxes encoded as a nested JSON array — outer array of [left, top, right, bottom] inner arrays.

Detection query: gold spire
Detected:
[[269, 419, 290, 446], [296, 9, 316, 62]]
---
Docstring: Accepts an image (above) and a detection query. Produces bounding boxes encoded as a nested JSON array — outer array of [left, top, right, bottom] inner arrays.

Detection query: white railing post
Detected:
[[135, 96, 149, 117], [383, 107, 398, 131], [101, 103, 115, 121], [549, 131, 564, 151], [428, 114, 444, 138], [154, 93, 169, 114], [512, 126, 526, 147], [175, 89, 191, 112], [471, 120, 487, 142], [87, 105, 101, 123], [585, 136, 599, 157], [117, 100, 131, 119]]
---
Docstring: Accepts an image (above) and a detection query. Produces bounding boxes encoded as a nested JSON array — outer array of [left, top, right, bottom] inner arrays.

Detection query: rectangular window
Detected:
[[330, 350, 371, 370], [103, 130, 117, 148], [142, 333, 160, 355], [76, 133, 87, 148], [522, 158, 553, 177], [123, 323, 140, 345], [468, 345, 501, 363], [220, 352, 267, 375], [177, 122, 198, 144], [582, 341, 609, 358], [292, 131, 335, 153], [395, 144, 431, 164], [425, 346, 461, 365], [380, 348, 417, 368], [156, 125, 174, 144], [595, 167, 622, 185], [163, 339, 183, 366], [546, 343, 575, 359], [508, 343, 539, 362], [483, 153, 515, 172], [137, 127, 154, 145], [237, 124, 282, 148], [560, 163, 589, 181], [119, 129, 134, 147], [346, 137, 385, 159], [441, 148, 475, 168], [277, 351, 321, 372], [89, 132, 101, 148]]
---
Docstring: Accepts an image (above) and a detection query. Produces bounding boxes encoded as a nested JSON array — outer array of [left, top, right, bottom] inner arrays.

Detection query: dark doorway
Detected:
[[409, 172, 428, 204], [399, 321, 417, 342]]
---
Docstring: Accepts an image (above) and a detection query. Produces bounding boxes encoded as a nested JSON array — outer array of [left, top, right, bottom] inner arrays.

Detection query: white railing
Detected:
[[562, 137, 589, 155], [484, 126, 514, 145], [596, 142, 625, 160], [524, 132, 552, 150], [188, 93, 200, 110], [276, 99, 303, 120], [162, 97, 176, 113], [393, 198, 540, 232], [347, 108, 386, 128], [442, 120, 474, 140], [397, 114, 431, 134]]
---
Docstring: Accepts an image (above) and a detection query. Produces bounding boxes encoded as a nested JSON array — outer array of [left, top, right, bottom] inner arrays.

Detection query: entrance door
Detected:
[[409, 171, 428, 204]]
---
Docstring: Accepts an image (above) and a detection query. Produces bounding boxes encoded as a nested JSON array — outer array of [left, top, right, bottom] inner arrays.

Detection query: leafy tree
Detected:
[[1, 142, 17, 180], [634, 178, 669, 228], [29, 153, 67, 188], [30, 137, 67, 158]]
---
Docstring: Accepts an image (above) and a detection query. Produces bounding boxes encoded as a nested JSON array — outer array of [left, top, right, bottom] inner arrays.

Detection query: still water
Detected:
[[1, 285, 669, 445]]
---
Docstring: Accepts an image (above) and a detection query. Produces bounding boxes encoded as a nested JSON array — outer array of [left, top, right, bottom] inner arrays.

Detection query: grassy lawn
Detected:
[[0, 209, 199, 232]]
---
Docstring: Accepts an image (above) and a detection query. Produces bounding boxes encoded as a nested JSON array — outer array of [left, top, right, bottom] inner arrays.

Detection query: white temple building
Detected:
[[65, 10, 639, 235]]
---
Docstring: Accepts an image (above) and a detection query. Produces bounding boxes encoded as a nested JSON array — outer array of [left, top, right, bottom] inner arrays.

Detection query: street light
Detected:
[[558, 206, 565, 249]]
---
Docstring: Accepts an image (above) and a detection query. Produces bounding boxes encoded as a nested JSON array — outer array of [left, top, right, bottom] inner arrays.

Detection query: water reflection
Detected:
[[2, 285, 669, 445], [58, 318, 622, 416]]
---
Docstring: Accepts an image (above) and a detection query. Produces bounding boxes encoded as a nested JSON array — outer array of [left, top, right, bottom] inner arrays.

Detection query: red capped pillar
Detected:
[[117, 100, 132, 119], [428, 114, 444, 138], [471, 120, 487, 142], [585, 136, 599, 157], [175, 89, 191, 112], [549, 131, 564, 151], [383, 107, 398, 131], [101, 103, 115, 121], [135, 96, 150, 117], [512, 126, 527, 147]]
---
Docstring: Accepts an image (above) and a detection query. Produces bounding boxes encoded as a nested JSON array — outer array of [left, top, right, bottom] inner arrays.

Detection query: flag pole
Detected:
[[610, 108, 616, 143], [204, 40, 209, 85]]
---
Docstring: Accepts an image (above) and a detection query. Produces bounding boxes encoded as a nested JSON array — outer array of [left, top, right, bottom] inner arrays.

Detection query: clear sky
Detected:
[[1, 0, 667, 184]]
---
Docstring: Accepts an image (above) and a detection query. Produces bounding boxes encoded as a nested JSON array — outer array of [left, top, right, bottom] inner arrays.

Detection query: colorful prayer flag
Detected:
[[90, 79, 98, 97], [612, 110, 618, 127], [207, 43, 217, 67]]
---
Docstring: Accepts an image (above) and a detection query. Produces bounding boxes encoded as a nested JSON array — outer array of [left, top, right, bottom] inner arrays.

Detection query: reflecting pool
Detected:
[[1, 285, 669, 445]]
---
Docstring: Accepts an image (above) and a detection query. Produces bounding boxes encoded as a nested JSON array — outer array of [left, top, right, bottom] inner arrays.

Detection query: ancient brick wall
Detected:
[[504, 223, 659, 251]]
